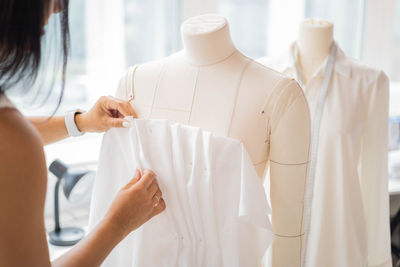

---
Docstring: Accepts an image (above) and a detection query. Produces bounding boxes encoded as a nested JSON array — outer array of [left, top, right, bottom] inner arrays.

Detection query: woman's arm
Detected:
[[29, 96, 137, 145], [29, 116, 69, 145], [0, 109, 164, 267], [52, 219, 125, 267]]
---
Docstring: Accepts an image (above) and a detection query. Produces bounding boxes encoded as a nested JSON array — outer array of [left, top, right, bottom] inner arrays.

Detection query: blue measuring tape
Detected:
[[294, 43, 338, 267]]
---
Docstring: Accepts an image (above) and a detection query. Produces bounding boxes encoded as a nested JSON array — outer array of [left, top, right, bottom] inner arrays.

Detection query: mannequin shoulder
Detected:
[[0, 108, 47, 191], [245, 59, 288, 81], [114, 58, 167, 99], [242, 60, 298, 90], [241, 60, 304, 103], [136, 57, 167, 76]]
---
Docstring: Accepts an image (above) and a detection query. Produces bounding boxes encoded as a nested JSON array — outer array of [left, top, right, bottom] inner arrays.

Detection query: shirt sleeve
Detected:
[[359, 71, 392, 267]]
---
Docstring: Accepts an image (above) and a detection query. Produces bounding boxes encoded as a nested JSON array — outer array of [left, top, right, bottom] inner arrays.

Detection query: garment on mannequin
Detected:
[[258, 18, 391, 267], [89, 118, 274, 267], [91, 14, 311, 266]]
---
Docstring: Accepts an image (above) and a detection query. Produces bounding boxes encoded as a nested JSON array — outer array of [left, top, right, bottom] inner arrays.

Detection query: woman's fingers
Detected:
[[130, 168, 163, 207], [152, 198, 166, 216], [123, 169, 141, 189], [77, 95, 139, 133], [151, 189, 162, 205], [117, 101, 137, 118], [132, 169, 141, 183], [148, 180, 159, 196], [105, 168, 165, 235], [137, 169, 156, 189], [104, 96, 137, 118], [154, 189, 162, 200]]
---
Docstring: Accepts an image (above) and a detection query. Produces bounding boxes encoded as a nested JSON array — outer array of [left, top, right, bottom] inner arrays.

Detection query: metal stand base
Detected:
[[48, 227, 85, 246]]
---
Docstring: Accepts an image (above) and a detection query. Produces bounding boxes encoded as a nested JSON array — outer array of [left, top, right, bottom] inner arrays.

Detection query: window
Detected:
[[10, 0, 398, 116], [124, 0, 181, 65], [362, 0, 400, 82], [305, 0, 365, 58], [219, 0, 270, 58], [68, 0, 87, 76]]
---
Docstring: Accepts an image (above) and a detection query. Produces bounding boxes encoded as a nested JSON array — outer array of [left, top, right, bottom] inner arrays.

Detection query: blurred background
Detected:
[[8, 0, 400, 258]]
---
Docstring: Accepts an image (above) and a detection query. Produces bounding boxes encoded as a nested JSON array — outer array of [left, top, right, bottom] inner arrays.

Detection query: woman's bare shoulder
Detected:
[[0, 107, 41, 139], [0, 109, 46, 187], [0, 109, 50, 266]]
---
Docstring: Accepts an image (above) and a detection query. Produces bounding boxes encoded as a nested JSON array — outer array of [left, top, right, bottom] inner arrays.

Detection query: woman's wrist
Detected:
[[54, 214, 129, 267], [100, 216, 129, 241]]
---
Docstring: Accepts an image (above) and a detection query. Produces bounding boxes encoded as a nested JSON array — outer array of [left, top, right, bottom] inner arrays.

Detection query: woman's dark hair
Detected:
[[0, 0, 70, 110]]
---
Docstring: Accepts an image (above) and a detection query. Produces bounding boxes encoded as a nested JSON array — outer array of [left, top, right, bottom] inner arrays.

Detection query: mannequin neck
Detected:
[[181, 14, 237, 66], [296, 18, 334, 84]]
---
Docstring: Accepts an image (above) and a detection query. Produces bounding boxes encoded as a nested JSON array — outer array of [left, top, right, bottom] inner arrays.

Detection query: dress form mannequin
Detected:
[[122, 14, 311, 266], [258, 17, 392, 267], [297, 19, 333, 85]]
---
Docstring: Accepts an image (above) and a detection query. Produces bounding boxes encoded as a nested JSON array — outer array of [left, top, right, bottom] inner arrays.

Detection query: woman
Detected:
[[0, 0, 166, 266]]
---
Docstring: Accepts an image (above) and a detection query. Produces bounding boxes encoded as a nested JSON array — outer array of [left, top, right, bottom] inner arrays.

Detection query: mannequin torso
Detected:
[[130, 15, 299, 176], [119, 14, 311, 266], [258, 17, 392, 267]]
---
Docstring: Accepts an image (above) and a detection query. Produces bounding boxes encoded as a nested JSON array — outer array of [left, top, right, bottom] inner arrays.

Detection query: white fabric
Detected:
[[89, 117, 273, 267], [259, 42, 391, 267]]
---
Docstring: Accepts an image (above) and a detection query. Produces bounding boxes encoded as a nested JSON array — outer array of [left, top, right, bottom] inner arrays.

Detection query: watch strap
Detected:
[[65, 109, 85, 137]]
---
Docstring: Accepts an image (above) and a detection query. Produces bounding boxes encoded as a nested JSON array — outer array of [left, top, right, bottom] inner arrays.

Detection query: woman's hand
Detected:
[[104, 169, 166, 237], [75, 96, 137, 133], [53, 169, 165, 267]]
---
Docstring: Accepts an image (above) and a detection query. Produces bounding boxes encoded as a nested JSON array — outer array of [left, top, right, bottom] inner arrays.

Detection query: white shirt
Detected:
[[259, 43, 391, 267], [88, 118, 273, 267]]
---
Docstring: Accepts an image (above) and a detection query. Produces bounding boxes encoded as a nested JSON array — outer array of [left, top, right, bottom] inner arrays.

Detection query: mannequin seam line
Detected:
[[300, 151, 310, 266], [254, 160, 267, 166], [182, 50, 239, 67], [149, 62, 168, 118], [267, 78, 295, 129], [300, 124, 312, 267], [269, 160, 309, 166], [274, 233, 305, 238], [227, 58, 253, 136], [187, 66, 200, 125], [129, 65, 138, 100]]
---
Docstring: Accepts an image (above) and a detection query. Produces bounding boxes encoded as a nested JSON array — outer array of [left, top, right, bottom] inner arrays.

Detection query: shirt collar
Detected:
[[276, 41, 352, 80], [334, 45, 352, 78]]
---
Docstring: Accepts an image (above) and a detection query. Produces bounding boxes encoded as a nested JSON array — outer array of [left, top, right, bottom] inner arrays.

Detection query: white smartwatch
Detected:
[[65, 109, 85, 137]]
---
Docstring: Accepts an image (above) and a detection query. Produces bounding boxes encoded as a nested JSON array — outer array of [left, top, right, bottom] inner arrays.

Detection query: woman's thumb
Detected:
[[107, 118, 131, 129], [124, 169, 142, 189]]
